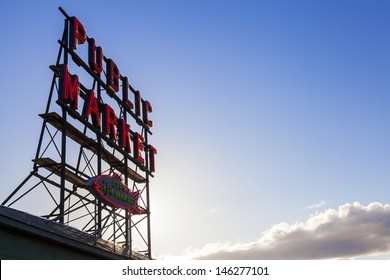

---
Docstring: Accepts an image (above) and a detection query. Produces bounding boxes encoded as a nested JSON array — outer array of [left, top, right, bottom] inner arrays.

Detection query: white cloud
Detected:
[[175, 202, 390, 260], [307, 200, 326, 209]]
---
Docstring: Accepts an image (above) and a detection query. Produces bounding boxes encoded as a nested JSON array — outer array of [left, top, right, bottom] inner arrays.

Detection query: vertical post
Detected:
[[59, 18, 69, 224], [96, 77, 102, 237], [145, 131, 152, 259], [122, 107, 132, 257], [126, 211, 132, 258], [59, 88, 68, 224], [59, 108, 67, 224]]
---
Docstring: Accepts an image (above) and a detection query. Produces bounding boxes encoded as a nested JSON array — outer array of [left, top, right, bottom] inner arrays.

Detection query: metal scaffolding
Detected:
[[2, 7, 154, 259]]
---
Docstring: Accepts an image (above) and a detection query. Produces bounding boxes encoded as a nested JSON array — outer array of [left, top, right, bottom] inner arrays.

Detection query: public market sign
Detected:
[[58, 16, 157, 173], [86, 175, 141, 214]]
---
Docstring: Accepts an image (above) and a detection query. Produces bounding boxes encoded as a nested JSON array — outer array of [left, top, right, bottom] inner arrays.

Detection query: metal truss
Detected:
[[2, 8, 153, 259]]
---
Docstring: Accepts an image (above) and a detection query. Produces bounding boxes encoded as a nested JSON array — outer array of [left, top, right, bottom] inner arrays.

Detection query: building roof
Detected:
[[0, 205, 148, 260]]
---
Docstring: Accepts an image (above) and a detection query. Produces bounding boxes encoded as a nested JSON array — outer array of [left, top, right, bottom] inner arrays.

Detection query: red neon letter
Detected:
[[70, 17, 87, 50], [118, 119, 131, 153], [59, 64, 79, 110], [107, 59, 120, 94], [142, 100, 153, 128], [133, 133, 145, 165], [121, 76, 133, 110], [103, 104, 118, 140], [134, 90, 141, 117], [88, 38, 103, 74], [82, 90, 101, 127], [148, 145, 157, 172]]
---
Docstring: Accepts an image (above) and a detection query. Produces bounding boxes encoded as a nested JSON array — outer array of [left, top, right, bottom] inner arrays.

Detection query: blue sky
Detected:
[[0, 0, 389, 259]]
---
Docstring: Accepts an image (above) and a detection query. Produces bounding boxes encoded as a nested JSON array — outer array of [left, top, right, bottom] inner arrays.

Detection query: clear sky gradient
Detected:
[[0, 0, 389, 259]]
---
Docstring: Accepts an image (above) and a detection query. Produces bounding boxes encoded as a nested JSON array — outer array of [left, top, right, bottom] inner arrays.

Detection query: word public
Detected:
[[58, 17, 157, 172]]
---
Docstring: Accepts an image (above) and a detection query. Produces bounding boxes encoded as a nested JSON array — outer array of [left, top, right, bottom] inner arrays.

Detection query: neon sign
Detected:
[[58, 16, 157, 173], [86, 174, 142, 214], [1, 8, 156, 257]]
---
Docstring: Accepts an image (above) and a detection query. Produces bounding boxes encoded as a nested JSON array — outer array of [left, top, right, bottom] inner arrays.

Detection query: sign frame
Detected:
[[1, 7, 155, 259]]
